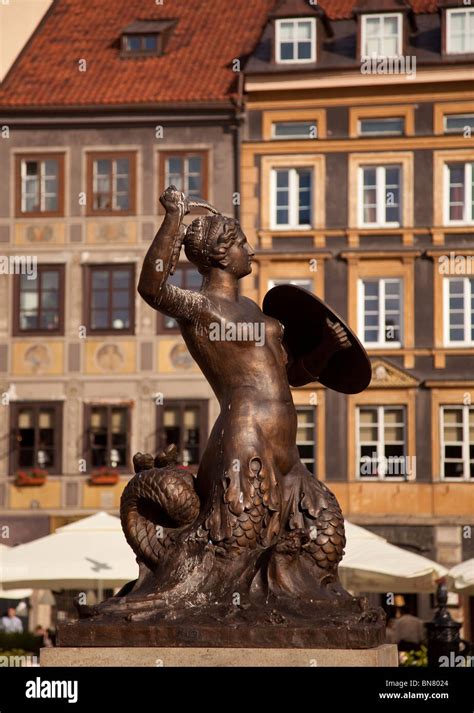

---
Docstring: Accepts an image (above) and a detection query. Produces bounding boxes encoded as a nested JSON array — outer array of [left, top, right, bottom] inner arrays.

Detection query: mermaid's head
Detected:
[[183, 215, 253, 277]]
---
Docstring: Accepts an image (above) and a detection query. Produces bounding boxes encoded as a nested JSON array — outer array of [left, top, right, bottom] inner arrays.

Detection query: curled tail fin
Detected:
[[120, 448, 200, 570]]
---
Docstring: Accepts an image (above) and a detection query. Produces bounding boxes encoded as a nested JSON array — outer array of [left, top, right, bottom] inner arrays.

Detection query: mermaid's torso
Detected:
[[179, 295, 300, 483]]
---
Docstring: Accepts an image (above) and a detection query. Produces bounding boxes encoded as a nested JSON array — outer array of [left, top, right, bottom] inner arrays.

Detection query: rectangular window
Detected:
[[444, 114, 474, 134], [446, 9, 474, 54], [272, 121, 316, 139], [441, 405, 474, 480], [361, 14, 402, 58], [443, 277, 474, 346], [358, 278, 402, 347], [268, 278, 313, 292], [87, 152, 135, 215], [16, 154, 64, 217], [357, 405, 406, 479], [275, 18, 316, 63], [157, 265, 201, 332], [123, 34, 158, 54], [445, 163, 474, 224], [157, 400, 208, 472], [10, 402, 62, 474], [296, 406, 316, 474], [359, 165, 401, 227], [14, 264, 64, 335], [359, 117, 404, 136], [160, 152, 207, 203], [271, 167, 312, 229], [85, 405, 130, 471], [85, 264, 135, 334]]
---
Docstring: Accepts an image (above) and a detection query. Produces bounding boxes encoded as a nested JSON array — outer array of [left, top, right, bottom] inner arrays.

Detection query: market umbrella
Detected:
[[340, 521, 447, 593], [0, 544, 32, 599], [1, 512, 137, 598], [447, 559, 474, 595], [2, 514, 448, 596]]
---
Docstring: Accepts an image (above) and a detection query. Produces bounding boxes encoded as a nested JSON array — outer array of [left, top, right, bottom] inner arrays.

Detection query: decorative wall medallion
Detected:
[[26, 225, 54, 242], [95, 223, 128, 243], [370, 358, 419, 388], [169, 343, 194, 369], [24, 344, 51, 373], [374, 365, 387, 381], [95, 344, 124, 371]]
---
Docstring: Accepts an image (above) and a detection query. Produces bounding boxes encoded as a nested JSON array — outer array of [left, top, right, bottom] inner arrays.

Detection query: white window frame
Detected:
[[361, 13, 403, 59], [440, 405, 474, 481], [271, 120, 317, 140], [275, 18, 316, 64], [356, 405, 407, 481], [444, 113, 474, 135], [443, 277, 474, 347], [358, 117, 405, 137], [358, 165, 402, 228], [296, 405, 317, 474], [270, 167, 312, 230], [92, 157, 130, 211], [444, 162, 474, 226], [21, 158, 58, 213], [164, 155, 203, 199], [357, 278, 403, 348], [446, 8, 474, 55]]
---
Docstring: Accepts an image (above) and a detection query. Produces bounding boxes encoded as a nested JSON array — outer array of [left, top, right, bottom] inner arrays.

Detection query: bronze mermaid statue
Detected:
[[68, 186, 385, 647]]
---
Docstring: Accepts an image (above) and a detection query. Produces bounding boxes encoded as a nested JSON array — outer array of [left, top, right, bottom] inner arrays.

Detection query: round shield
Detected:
[[262, 284, 372, 394]]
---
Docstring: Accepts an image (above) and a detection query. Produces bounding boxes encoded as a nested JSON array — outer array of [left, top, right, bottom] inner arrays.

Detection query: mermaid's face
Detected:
[[225, 228, 255, 278]]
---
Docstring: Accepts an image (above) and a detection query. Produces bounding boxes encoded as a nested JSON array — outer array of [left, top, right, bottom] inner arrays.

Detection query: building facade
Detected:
[[241, 0, 474, 625], [0, 0, 472, 631], [0, 0, 271, 543]]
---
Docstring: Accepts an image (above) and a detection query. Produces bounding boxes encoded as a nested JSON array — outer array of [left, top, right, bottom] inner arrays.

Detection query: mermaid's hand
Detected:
[[323, 318, 351, 355], [159, 185, 189, 217]]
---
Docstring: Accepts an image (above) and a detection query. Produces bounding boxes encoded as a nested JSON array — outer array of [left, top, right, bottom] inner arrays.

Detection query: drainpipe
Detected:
[[231, 69, 245, 222]]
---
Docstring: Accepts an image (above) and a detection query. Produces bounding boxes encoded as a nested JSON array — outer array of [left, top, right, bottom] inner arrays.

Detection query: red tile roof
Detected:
[[0, 0, 275, 108], [0, 0, 442, 109]]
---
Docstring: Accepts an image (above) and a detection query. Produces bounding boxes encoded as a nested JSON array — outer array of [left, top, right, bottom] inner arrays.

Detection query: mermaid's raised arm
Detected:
[[138, 186, 201, 322]]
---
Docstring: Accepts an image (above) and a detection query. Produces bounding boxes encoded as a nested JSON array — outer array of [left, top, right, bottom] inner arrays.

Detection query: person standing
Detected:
[[395, 606, 425, 650], [0, 607, 23, 633]]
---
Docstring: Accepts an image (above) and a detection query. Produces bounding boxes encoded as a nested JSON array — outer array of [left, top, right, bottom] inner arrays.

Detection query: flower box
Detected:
[[15, 469, 48, 487], [89, 468, 120, 486]]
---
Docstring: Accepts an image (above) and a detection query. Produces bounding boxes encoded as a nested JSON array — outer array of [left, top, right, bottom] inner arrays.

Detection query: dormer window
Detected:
[[121, 20, 175, 58], [124, 34, 158, 54], [361, 14, 402, 59], [446, 9, 474, 55], [275, 18, 316, 64]]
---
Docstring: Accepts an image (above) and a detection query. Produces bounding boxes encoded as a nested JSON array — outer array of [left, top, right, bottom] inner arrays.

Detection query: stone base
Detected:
[[58, 598, 386, 649], [41, 644, 398, 667]]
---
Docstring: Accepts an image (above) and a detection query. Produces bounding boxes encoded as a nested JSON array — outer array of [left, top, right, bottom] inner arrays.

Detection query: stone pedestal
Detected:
[[41, 644, 398, 667]]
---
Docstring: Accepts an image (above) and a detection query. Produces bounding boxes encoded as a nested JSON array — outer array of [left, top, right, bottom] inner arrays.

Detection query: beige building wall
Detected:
[[0, 0, 53, 81]]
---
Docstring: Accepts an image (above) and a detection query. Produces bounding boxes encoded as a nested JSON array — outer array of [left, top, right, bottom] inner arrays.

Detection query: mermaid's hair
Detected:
[[183, 215, 241, 273]]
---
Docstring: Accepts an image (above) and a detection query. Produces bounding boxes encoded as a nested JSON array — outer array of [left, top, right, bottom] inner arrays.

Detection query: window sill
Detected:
[[355, 477, 416, 483], [358, 223, 402, 230], [439, 477, 473, 483], [16, 212, 65, 219], [363, 342, 402, 350], [13, 330, 64, 337], [275, 58, 315, 66], [443, 343, 474, 349], [85, 211, 136, 218], [86, 330, 135, 337], [271, 225, 313, 231]]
